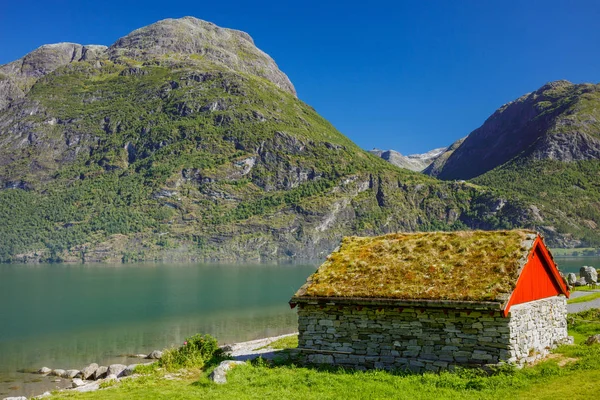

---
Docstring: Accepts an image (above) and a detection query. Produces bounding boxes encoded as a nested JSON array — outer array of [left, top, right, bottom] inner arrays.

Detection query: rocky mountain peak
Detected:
[[107, 17, 296, 96], [369, 146, 448, 172]]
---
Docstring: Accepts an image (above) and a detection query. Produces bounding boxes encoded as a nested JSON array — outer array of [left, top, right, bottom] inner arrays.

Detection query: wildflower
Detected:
[[184, 341, 188, 345]]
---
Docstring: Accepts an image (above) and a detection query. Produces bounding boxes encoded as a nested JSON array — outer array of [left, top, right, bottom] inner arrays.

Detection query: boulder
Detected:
[[72, 378, 86, 388], [585, 334, 600, 345], [107, 364, 127, 377], [93, 366, 108, 380], [51, 368, 65, 377], [37, 367, 52, 375], [71, 381, 100, 393], [62, 369, 80, 379], [2, 397, 27, 400], [208, 360, 245, 384], [573, 277, 588, 287], [146, 350, 163, 359], [580, 266, 598, 284], [80, 363, 98, 380], [106, 374, 118, 381], [566, 273, 577, 286], [123, 364, 138, 376]]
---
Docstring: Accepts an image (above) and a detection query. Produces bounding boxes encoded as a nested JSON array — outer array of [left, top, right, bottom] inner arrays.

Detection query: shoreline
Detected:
[[1, 333, 299, 400]]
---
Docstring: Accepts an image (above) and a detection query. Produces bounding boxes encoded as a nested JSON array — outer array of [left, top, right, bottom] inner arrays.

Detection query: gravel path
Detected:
[[222, 333, 298, 361], [567, 290, 600, 313]]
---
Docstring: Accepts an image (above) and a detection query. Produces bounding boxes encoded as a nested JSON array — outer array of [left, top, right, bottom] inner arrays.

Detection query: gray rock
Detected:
[[107, 17, 296, 96], [62, 369, 80, 379], [34, 392, 52, 399], [567, 273, 577, 286], [585, 334, 600, 345], [208, 360, 246, 384], [93, 366, 108, 380], [146, 350, 163, 359], [2, 397, 27, 400], [123, 364, 138, 376], [51, 368, 65, 377], [80, 363, 98, 380], [580, 266, 598, 284], [72, 378, 86, 388], [37, 366, 52, 375], [573, 277, 588, 287], [71, 381, 100, 393], [106, 374, 118, 381], [107, 364, 127, 377]]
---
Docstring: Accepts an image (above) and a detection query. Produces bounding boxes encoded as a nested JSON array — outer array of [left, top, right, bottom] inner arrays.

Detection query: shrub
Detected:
[[159, 333, 224, 370]]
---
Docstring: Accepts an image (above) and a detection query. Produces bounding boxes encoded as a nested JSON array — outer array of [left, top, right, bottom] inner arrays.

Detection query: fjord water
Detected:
[[0, 262, 316, 397], [554, 256, 600, 274]]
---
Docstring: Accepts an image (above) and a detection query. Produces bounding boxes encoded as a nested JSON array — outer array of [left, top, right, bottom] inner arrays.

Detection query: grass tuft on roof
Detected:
[[297, 230, 538, 302]]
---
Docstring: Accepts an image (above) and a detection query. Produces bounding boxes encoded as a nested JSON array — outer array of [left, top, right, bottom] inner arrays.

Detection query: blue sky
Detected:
[[1, 1, 599, 154]]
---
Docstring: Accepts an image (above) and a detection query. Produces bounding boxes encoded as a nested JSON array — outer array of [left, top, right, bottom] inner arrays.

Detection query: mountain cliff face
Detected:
[[0, 18, 572, 262], [427, 81, 600, 180], [369, 147, 447, 172], [426, 81, 600, 247]]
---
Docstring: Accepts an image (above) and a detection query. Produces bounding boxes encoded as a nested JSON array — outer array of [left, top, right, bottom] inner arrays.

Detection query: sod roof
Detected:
[[293, 230, 541, 303]]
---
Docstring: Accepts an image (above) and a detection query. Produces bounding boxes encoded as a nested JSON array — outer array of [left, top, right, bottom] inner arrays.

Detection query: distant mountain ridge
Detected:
[[369, 147, 447, 172]]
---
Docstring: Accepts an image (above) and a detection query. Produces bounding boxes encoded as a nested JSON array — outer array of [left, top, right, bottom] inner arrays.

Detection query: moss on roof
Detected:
[[295, 230, 539, 302]]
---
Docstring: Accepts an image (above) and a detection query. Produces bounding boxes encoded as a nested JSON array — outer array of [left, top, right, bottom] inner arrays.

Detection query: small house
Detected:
[[290, 230, 570, 372]]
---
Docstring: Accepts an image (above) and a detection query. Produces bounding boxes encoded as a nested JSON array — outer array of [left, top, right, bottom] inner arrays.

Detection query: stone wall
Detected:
[[507, 296, 569, 363], [296, 296, 568, 372]]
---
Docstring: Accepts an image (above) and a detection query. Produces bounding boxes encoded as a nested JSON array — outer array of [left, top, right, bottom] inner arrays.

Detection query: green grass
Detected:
[[572, 285, 600, 292], [49, 311, 600, 400], [568, 292, 600, 304]]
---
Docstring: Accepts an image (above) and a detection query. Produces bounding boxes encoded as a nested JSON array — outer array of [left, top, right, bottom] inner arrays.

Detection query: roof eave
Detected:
[[289, 296, 504, 310]]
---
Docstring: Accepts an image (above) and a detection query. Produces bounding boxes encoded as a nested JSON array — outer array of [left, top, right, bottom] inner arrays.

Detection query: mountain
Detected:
[[427, 80, 600, 180], [369, 147, 447, 172], [0, 18, 566, 263], [425, 81, 600, 246], [422, 138, 465, 177]]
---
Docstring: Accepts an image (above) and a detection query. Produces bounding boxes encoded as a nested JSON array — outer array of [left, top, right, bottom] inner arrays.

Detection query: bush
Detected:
[[159, 333, 224, 370]]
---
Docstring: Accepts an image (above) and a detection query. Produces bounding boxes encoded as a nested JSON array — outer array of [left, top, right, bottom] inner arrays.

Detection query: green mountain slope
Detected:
[[0, 17, 543, 262], [425, 81, 600, 247]]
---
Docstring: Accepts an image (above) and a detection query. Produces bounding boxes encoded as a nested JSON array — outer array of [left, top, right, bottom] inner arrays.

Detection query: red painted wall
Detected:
[[503, 237, 569, 316]]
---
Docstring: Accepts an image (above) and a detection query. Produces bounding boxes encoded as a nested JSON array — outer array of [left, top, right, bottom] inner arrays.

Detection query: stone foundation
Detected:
[[296, 296, 568, 372]]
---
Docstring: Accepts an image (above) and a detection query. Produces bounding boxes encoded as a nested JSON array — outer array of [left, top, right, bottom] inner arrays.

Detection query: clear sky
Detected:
[[1, 1, 599, 154]]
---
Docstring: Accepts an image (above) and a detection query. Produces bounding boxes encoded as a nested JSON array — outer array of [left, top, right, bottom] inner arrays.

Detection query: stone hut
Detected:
[[290, 230, 571, 372]]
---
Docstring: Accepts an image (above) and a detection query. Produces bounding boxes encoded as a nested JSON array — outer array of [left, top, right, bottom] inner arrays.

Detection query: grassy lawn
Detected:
[[51, 311, 600, 400], [572, 285, 600, 292], [568, 292, 600, 304]]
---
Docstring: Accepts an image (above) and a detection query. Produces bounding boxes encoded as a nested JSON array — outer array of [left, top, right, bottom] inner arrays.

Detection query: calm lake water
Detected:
[[0, 262, 317, 397], [553, 256, 600, 274]]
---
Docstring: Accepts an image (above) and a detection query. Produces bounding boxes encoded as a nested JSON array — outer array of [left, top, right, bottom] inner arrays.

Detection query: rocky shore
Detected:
[[2, 334, 297, 400]]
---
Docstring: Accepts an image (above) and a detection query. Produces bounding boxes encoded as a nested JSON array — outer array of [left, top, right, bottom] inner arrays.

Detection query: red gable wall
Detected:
[[503, 236, 569, 316]]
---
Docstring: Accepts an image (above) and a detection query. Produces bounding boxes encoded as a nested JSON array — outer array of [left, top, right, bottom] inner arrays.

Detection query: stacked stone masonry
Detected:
[[297, 296, 568, 372]]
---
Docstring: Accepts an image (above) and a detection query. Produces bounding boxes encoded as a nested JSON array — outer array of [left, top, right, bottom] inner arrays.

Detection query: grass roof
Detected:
[[294, 230, 539, 303]]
